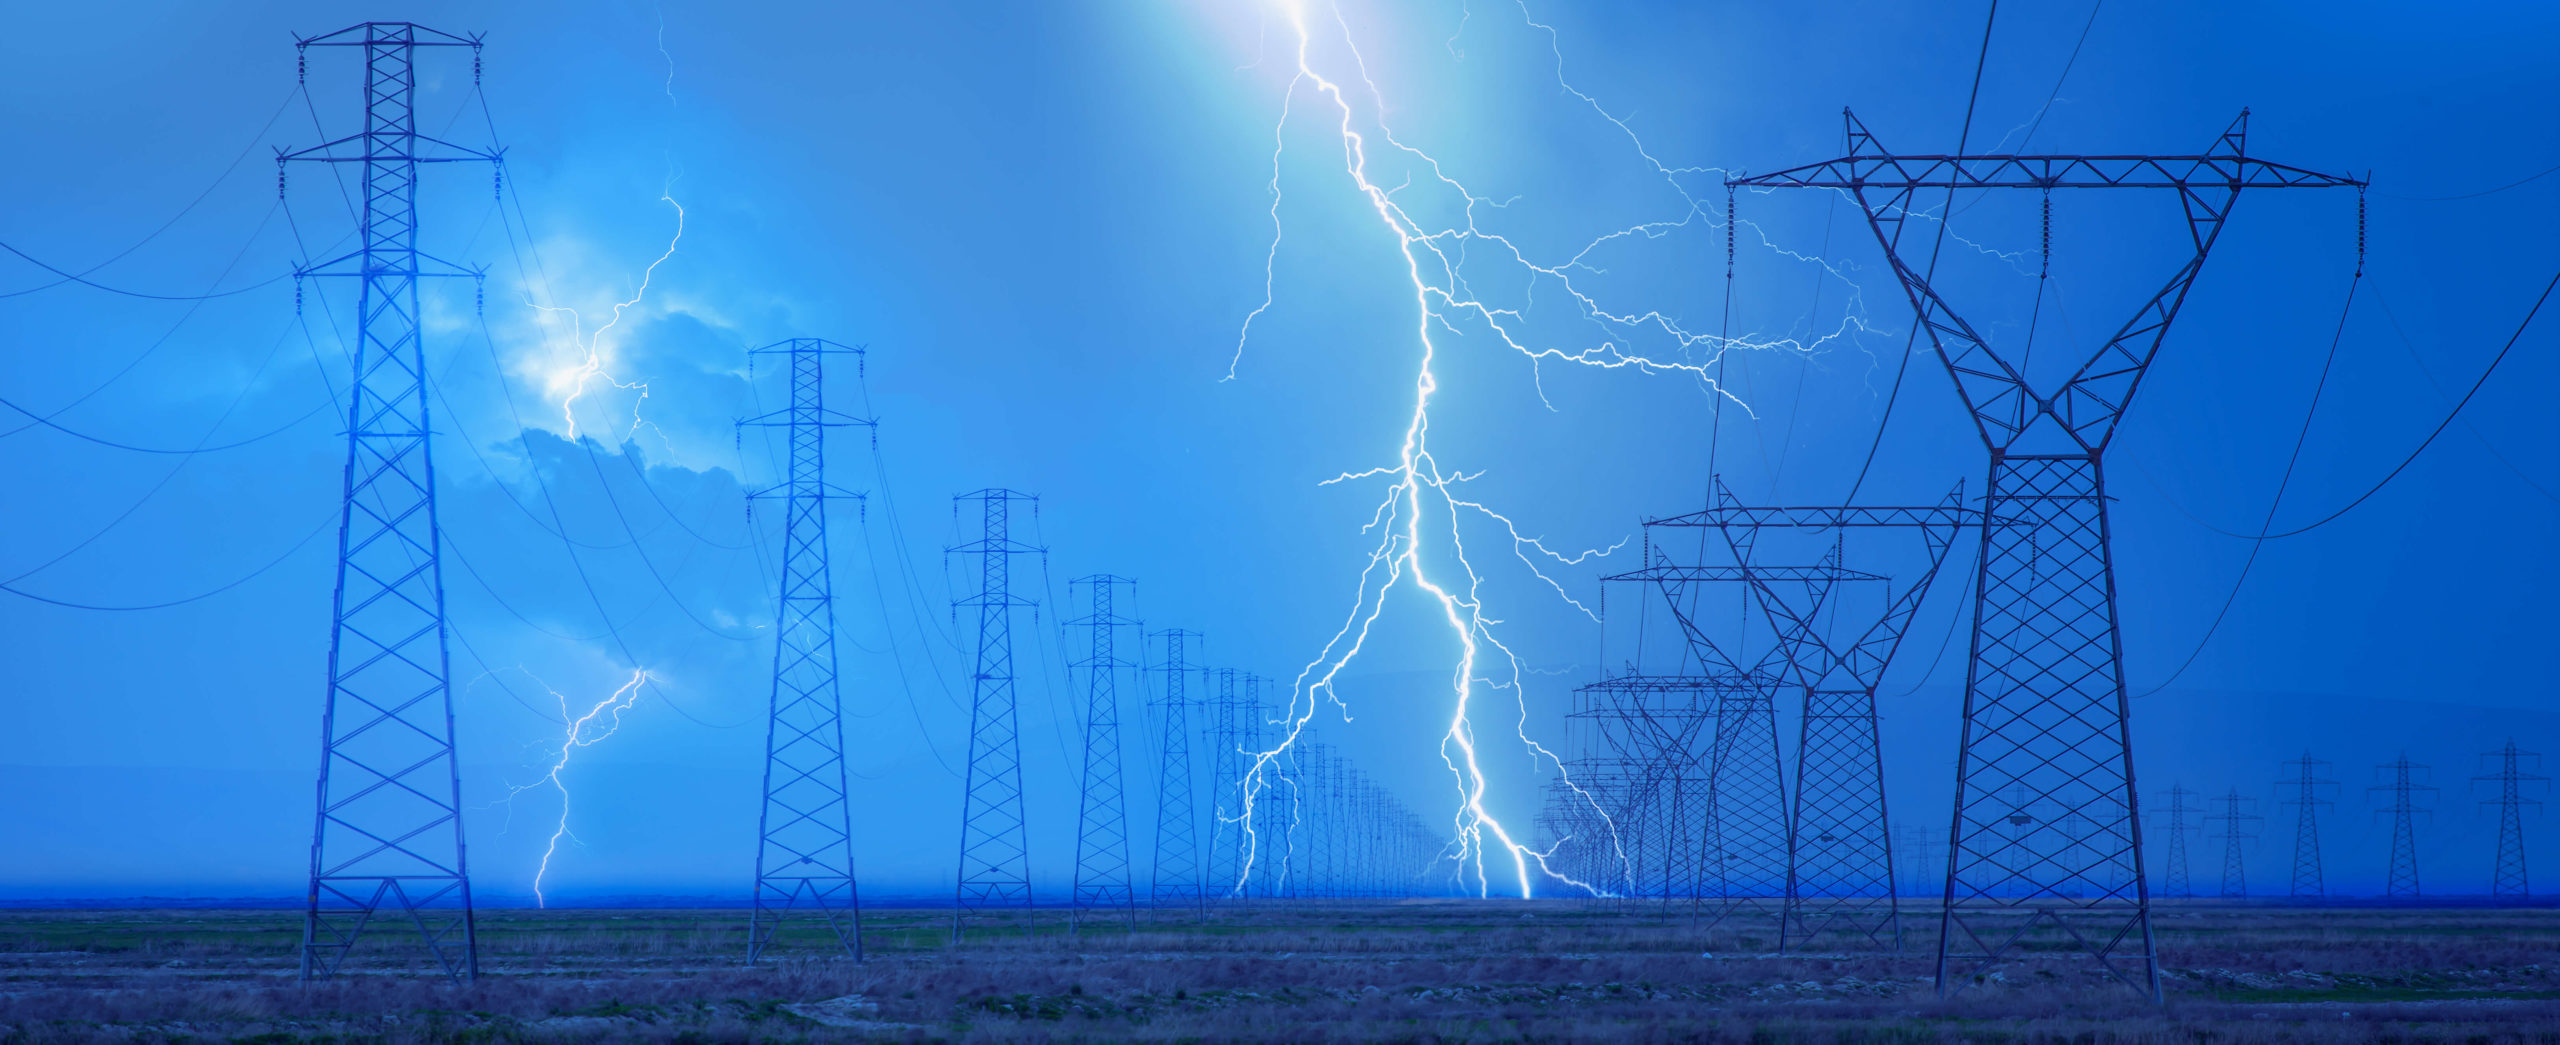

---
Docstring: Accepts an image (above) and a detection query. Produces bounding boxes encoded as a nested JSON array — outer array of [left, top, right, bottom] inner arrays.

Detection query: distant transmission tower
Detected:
[[740, 338, 872, 963], [2476, 740, 2545, 901], [1731, 109, 2361, 999], [951, 489, 1043, 939], [1066, 575, 1140, 932], [2203, 789, 2259, 899], [2153, 785, 2198, 900], [1147, 629, 1205, 909], [1205, 667, 1250, 900], [2279, 752, 2335, 899], [283, 21, 498, 983], [2370, 754, 2437, 901]]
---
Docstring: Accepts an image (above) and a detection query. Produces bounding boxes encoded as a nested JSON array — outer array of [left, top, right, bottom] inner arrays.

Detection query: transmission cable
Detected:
[[0, 86, 299, 299], [1843, 0, 1999, 504]]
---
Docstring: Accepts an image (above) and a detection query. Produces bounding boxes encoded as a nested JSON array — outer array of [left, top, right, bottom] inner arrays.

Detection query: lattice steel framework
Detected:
[[2476, 741, 2544, 901], [2152, 785, 2198, 900], [283, 22, 497, 983], [1730, 110, 2361, 999], [1569, 674, 1713, 906], [2371, 755, 2436, 901], [2279, 752, 2335, 899], [1068, 575, 1140, 931], [951, 489, 1043, 939], [740, 338, 872, 962], [1661, 485, 1968, 949], [2204, 789, 2258, 899], [1204, 668, 1251, 900], [1147, 629, 1205, 908]]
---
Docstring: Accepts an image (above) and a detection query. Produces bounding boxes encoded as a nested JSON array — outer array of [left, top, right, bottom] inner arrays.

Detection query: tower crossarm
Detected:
[[1727, 109, 2360, 455]]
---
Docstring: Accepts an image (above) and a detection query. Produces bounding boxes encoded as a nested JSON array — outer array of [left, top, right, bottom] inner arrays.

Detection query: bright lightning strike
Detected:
[[1228, 0, 1867, 899], [527, 195, 685, 444], [502, 667, 653, 908]]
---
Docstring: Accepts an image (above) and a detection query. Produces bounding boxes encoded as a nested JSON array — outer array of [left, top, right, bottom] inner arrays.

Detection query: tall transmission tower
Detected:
[[1731, 111, 2361, 999], [282, 22, 498, 983], [1067, 575, 1140, 932], [1652, 483, 1967, 949], [2279, 752, 2335, 899], [1569, 674, 1711, 909], [950, 489, 1043, 939], [740, 338, 872, 962], [2371, 754, 2437, 901], [1205, 667, 1250, 900], [1147, 629, 1205, 909], [2203, 789, 2259, 899], [2152, 785, 2198, 900], [2476, 740, 2545, 901]]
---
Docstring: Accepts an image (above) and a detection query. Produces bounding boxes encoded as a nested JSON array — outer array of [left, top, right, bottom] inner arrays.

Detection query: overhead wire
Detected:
[[1842, 0, 1998, 505]]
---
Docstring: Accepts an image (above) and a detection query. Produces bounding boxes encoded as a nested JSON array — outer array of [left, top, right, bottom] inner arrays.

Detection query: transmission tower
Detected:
[[2370, 754, 2437, 901], [2152, 785, 2198, 900], [740, 338, 872, 963], [1204, 668, 1252, 900], [2476, 740, 2544, 900], [2203, 789, 2259, 899], [1893, 826, 1944, 900], [1147, 629, 1205, 909], [2279, 752, 2335, 899], [1569, 674, 1711, 908], [1731, 111, 2361, 999], [1658, 482, 1967, 949], [283, 22, 498, 983], [950, 489, 1043, 939], [1067, 575, 1140, 932]]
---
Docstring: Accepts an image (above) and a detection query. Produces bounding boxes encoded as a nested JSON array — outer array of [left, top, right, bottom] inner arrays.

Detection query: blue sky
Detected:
[[0, 1, 2552, 903]]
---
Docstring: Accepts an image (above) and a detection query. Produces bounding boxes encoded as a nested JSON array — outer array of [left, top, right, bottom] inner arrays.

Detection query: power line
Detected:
[[1843, 0, 1998, 503]]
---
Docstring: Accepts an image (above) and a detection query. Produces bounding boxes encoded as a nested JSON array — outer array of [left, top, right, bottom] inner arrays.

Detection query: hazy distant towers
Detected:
[[2475, 740, 2545, 901], [2280, 752, 2336, 899]]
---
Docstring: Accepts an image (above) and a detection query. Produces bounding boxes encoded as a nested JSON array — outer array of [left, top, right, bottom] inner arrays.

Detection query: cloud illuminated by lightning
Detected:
[[524, 195, 685, 444], [1225, 0, 1871, 899], [499, 667, 653, 907]]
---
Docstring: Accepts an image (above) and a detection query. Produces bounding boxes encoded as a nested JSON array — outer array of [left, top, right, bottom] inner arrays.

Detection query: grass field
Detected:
[[3, 901, 2556, 1042]]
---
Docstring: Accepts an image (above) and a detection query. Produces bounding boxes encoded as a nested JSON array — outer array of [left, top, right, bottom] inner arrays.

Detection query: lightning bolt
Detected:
[[1226, 1, 1868, 899], [525, 195, 684, 444], [500, 667, 653, 907]]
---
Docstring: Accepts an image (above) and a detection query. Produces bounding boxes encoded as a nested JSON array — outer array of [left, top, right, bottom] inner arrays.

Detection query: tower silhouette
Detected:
[[283, 21, 498, 982], [2370, 754, 2436, 901], [2476, 740, 2544, 900], [2153, 785, 2198, 900], [2203, 789, 2259, 899], [739, 338, 871, 963], [2279, 752, 2335, 899], [1205, 668, 1251, 900], [1731, 112, 2360, 998], [1147, 629, 1205, 909], [951, 489, 1043, 939], [1067, 575, 1140, 931]]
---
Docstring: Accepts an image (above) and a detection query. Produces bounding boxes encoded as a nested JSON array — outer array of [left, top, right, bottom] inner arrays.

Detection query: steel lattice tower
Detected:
[[1147, 629, 1205, 909], [2153, 786, 2198, 900], [951, 489, 1043, 939], [1731, 111, 2361, 999], [2279, 752, 2335, 899], [2371, 755, 2436, 901], [2476, 740, 2544, 900], [1205, 668, 1251, 900], [1568, 674, 1712, 907], [1067, 575, 1140, 931], [282, 22, 497, 983], [2203, 789, 2259, 899], [740, 338, 872, 962]]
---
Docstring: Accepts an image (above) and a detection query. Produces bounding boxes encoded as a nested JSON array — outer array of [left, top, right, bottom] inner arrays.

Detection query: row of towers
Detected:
[[282, 23, 1441, 981], [2150, 743, 2546, 901]]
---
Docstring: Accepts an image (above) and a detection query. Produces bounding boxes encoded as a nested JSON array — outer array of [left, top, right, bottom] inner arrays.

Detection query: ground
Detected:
[[3, 901, 2557, 1042]]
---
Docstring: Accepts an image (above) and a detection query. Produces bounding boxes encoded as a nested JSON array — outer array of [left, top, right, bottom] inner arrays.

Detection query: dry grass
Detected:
[[1, 901, 2556, 1042]]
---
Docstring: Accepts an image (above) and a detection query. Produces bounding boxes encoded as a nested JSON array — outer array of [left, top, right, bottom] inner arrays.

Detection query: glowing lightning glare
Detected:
[[502, 668, 653, 908], [1226, 0, 1871, 899], [526, 195, 685, 444]]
